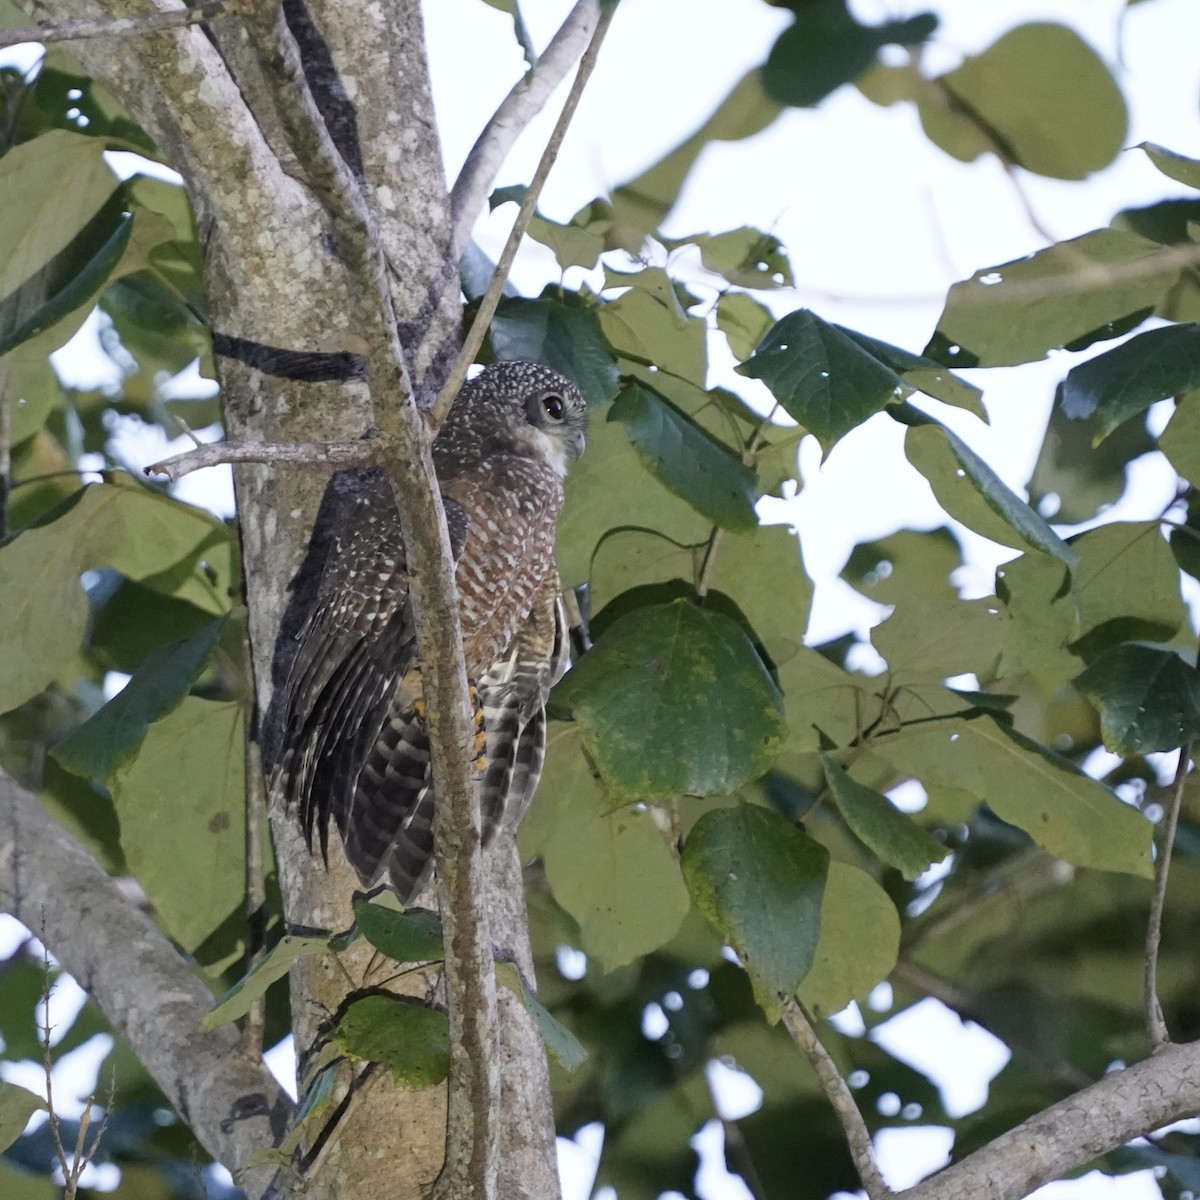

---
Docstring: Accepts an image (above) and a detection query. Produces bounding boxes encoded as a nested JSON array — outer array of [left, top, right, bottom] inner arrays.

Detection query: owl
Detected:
[[267, 361, 587, 902]]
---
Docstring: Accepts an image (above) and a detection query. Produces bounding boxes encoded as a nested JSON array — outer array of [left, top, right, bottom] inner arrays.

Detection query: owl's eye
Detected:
[[541, 393, 565, 421]]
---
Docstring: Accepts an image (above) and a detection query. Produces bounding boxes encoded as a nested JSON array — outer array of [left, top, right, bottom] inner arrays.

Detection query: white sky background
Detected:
[[4, 0, 1200, 1197]]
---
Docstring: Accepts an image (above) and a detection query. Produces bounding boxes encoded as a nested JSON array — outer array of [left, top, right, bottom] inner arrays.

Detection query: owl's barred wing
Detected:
[[479, 582, 571, 843], [270, 473, 469, 891]]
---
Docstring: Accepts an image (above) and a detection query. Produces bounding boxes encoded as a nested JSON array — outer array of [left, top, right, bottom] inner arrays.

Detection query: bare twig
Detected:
[[449, 0, 601, 261], [39, 949, 114, 1198], [780, 997, 891, 1200], [143, 439, 381, 482], [0, 0, 225, 49], [1145, 740, 1190, 1047], [432, 3, 617, 430]]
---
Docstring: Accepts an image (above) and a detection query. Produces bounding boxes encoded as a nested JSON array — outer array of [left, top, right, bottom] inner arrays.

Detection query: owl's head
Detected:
[[450, 361, 587, 476]]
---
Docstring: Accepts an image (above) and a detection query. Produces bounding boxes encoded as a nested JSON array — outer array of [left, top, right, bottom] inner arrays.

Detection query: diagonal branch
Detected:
[[902, 1039, 1200, 1200], [0, 769, 292, 1197], [0, 0, 223, 48], [449, 0, 601, 262]]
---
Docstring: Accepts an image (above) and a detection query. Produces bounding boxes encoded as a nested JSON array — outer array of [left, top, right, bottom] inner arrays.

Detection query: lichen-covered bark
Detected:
[[16, 2, 562, 1197]]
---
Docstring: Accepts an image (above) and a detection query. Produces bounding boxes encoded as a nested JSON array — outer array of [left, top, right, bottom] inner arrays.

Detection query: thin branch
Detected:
[[432, 3, 617, 430], [0, 769, 290, 1196], [780, 997, 892, 1200], [901, 1039, 1200, 1200], [0, 0, 225, 49], [1145, 739, 1190, 1047], [695, 528, 724, 598], [143, 439, 381, 482], [242, 734, 269, 1057], [449, 0, 601, 261]]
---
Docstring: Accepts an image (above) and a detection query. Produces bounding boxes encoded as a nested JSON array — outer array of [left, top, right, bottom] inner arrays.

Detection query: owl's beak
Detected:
[[565, 427, 586, 461]]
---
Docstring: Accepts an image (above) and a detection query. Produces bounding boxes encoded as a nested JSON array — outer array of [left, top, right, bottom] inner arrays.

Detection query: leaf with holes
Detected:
[[1076, 645, 1200, 756], [738, 309, 906, 450]]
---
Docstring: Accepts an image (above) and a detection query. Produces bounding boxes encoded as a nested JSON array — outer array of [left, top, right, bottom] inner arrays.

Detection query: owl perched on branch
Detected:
[[265, 361, 587, 902]]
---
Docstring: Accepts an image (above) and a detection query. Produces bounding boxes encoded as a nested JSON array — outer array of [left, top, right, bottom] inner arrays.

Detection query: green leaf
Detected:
[[611, 70, 782, 239], [0, 129, 120, 303], [352, 903, 444, 963], [837, 326, 986, 419], [737, 309, 906, 451], [600, 287, 707, 386], [0, 482, 227, 713], [681, 804, 829, 1020], [866, 717, 1153, 877], [491, 294, 619, 408], [796, 862, 900, 1015], [555, 599, 787, 800], [0, 1083, 46, 1152], [495, 961, 587, 1073], [203, 934, 332, 1029], [113, 697, 246, 952], [872, 595, 1007, 681], [1028, 396, 1156, 525], [763, 7, 937, 109], [536, 728, 691, 968], [334, 995, 450, 1089], [608, 383, 758, 531], [490, 186, 604, 270], [995, 553, 1079, 689], [1070, 521, 1186, 653], [820, 754, 950, 881], [478, 0, 536, 69], [557, 396, 709, 590], [927, 229, 1179, 367], [667, 227, 794, 290], [899, 411, 1076, 565], [716, 293, 775, 361], [939, 23, 1126, 180], [842, 527, 962, 605], [1061, 324, 1200, 441], [0, 211, 132, 358], [775, 647, 875, 753], [705, 525, 812, 666], [1076, 645, 1200, 755], [1139, 142, 1200, 190], [53, 619, 225, 785], [1161, 392, 1200, 486]]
